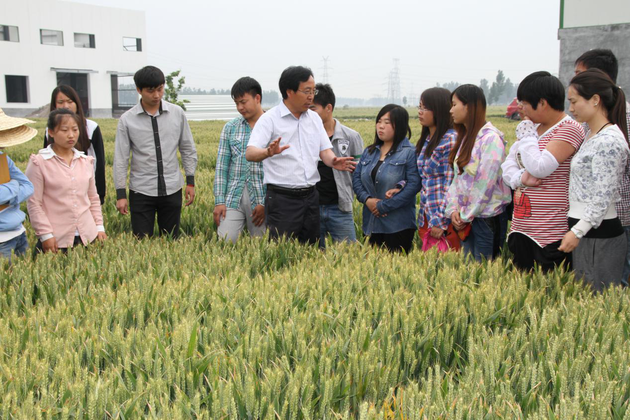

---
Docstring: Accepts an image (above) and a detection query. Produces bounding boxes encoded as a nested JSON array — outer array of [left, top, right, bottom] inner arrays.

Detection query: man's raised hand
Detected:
[[267, 137, 290, 158]]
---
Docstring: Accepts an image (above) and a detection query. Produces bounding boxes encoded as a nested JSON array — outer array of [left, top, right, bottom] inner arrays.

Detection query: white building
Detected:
[[0, 0, 146, 117], [558, 0, 630, 92]]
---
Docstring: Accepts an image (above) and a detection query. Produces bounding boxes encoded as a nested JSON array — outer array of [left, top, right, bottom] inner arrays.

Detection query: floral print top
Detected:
[[569, 124, 630, 229], [445, 122, 511, 222]]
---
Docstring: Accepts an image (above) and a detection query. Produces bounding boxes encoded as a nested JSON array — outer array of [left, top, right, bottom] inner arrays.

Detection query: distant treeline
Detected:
[[180, 69, 518, 108], [437, 70, 518, 105]]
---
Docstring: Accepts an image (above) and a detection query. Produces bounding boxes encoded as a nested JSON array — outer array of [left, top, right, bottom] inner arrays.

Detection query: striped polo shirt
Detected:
[[509, 116, 585, 247]]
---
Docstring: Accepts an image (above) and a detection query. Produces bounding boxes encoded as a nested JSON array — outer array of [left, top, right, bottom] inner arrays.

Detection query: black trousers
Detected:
[[369, 228, 416, 253], [129, 189, 182, 239], [508, 232, 572, 272], [265, 186, 320, 245]]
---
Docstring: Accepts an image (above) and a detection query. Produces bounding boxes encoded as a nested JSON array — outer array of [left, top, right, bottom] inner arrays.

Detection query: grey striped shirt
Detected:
[[114, 100, 197, 199]]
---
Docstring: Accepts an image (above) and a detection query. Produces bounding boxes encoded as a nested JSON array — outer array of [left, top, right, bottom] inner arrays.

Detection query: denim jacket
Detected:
[[0, 152, 34, 234], [353, 138, 420, 235]]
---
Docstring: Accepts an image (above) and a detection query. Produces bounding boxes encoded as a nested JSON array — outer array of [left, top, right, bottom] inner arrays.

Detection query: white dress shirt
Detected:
[[248, 101, 332, 188]]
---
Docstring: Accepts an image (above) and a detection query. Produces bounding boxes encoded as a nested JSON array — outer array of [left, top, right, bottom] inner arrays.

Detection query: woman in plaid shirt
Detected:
[[386, 88, 459, 250]]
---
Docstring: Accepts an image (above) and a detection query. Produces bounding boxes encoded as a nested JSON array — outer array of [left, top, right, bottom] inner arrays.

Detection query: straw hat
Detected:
[[0, 108, 38, 148]]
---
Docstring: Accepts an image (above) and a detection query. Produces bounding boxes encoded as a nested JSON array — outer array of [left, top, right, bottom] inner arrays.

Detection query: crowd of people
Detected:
[[0, 49, 628, 292]]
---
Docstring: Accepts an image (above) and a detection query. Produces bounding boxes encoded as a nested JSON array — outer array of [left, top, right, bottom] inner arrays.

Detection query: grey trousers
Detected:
[[217, 188, 266, 243], [573, 233, 627, 293]]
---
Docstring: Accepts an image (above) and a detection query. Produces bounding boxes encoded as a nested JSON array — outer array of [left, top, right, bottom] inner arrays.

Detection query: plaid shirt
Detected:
[[213, 116, 265, 210], [417, 129, 457, 230], [617, 106, 630, 226]]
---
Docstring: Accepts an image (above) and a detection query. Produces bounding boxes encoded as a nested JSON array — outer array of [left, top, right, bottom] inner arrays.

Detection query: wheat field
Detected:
[[2, 109, 630, 419]]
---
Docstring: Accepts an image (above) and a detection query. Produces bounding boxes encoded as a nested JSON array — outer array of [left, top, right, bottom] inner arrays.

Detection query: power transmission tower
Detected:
[[387, 58, 401, 104], [409, 82, 416, 107], [321, 56, 330, 84]]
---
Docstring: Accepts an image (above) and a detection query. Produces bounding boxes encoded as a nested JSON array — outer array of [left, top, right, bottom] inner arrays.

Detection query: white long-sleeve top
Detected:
[[569, 124, 630, 235]]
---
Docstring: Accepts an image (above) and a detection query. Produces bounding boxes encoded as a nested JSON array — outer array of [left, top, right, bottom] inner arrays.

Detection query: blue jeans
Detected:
[[462, 212, 508, 262], [0, 231, 28, 262], [622, 226, 630, 286], [319, 204, 356, 248]]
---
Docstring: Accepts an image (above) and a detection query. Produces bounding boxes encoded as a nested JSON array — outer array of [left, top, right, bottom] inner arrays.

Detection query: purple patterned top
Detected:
[[445, 122, 511, 222]]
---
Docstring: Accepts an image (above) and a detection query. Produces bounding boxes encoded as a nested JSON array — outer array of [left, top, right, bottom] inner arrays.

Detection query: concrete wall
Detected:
[[0, 0, 146, 117], [558, 23, 630, 93], [562, 0, 630, 28]]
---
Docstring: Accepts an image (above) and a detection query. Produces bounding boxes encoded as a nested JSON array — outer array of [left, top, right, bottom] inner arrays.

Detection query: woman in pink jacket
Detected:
[[26, 109, 106, 253]]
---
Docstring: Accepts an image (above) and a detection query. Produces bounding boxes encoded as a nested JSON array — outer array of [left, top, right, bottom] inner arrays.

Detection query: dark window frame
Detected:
[[40, 28, 64, 46], [0, 24, 19, 42], [5, 75, 29, 103], [122, 36, 142, 52], [74, 32, 95, 48], [111, 74, 138, 115]]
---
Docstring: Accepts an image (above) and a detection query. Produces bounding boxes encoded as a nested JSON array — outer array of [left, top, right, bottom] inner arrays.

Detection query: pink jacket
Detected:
[[26, 147, 104, 248]]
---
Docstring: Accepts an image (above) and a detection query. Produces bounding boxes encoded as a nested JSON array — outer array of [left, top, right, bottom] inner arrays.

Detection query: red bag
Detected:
[[421, 230, 450, 252]]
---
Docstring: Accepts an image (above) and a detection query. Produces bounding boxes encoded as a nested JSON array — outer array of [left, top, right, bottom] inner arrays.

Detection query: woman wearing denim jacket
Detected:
[[353, 104, 421, 253]]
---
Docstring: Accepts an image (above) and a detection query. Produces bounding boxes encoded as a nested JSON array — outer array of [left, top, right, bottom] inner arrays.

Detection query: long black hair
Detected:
[[570, 69, 628, 142], [367, 104, 411, 154], [416, 87, 453, 157], [448, 85, 487, 174], [49, 85, 91, 152]]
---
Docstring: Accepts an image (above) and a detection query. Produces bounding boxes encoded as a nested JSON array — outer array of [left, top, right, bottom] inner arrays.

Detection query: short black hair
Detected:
[[313, 83, 335, 110], [517, 71, 565, 111], [367, 104, 411, 154], [134, 66, 165, 90], [575, 49, 618, 83], [278, 66, 313, 100], [231, 76, 262, 100]]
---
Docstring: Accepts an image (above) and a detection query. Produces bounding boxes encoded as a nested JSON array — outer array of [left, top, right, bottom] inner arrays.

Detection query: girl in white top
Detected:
[[559, 69, 630, 292]]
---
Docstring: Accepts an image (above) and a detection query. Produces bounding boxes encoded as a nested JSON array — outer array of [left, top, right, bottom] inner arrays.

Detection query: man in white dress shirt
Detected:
[[246, 66, 356, 245]]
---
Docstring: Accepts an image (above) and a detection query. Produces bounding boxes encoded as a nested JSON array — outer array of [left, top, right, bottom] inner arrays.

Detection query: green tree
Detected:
[[488, 70, 506, 105], [437, 81, 461, 91], [479, 79, 490, 98], [164, 70, 190, 111]]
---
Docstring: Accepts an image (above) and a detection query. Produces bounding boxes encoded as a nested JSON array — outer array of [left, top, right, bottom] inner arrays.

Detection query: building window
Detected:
[[40, 29, 63, 46], [111, 75, 137, 113], [0, 25, 19, 42], [5, 75, 29, 103], [123, 37, 142, 52], [74, 33, 95, 48]]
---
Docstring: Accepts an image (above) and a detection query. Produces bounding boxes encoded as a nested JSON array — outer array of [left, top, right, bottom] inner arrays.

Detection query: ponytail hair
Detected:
[[570, 68, 628, 143]]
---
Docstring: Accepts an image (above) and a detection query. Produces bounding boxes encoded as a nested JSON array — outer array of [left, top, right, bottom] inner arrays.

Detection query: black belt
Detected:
[[568, 217, 623, 239], [268, 184, 316, 198]]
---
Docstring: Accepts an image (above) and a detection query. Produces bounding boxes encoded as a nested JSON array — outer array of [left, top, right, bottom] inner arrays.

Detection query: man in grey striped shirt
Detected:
[[114, 66, 198, 239]]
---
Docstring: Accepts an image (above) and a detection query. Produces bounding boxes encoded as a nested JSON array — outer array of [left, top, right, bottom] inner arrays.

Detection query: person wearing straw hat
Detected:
[[0, 108, 36, 261]]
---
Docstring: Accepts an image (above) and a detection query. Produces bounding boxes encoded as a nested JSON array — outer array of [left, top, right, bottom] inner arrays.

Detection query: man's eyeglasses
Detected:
[[298, 89, 319, 97]]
